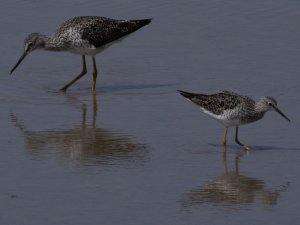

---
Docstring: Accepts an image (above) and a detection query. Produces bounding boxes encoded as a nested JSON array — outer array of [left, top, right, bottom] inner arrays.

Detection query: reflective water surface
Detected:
[[10, 94, 148, 167], [1, 0, 300, 224], [180, 153, 289, 208]]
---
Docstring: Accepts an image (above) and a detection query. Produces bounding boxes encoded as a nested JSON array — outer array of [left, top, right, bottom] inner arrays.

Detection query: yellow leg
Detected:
[[60, 55, 87, 92], [235, 126, 250, 151], [92, 56, 98, 92]]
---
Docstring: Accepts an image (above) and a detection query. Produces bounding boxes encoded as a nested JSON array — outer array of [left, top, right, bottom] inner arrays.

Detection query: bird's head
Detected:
[[258, 96, 290, 122], [10, 33, 46, 74]]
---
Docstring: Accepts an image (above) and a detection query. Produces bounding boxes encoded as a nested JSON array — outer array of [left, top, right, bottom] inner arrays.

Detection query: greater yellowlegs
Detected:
[[10, 16, 151, 92], [178, 90, 290, 151]]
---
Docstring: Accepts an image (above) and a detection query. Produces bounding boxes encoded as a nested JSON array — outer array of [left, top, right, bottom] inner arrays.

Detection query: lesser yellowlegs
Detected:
[[178, 90, 290, 151], [10, 16, 151, 92]]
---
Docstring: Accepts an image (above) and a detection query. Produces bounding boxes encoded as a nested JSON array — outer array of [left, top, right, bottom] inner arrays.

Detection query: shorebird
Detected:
[[10, 16, 151, 92], [178, 90, 290, 151]]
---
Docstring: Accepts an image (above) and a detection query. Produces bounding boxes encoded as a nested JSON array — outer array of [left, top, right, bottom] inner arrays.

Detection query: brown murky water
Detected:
[[1, 0, 300, 224]]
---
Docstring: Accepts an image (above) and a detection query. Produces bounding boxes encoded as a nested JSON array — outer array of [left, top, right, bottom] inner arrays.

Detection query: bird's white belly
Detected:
[[202, 108, 242, 127], [67, 35, 127, 56]]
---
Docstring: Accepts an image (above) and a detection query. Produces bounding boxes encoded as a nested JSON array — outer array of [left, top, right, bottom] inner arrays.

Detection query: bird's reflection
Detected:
[[10, 93, 148, 167], [181, 152, 289, 208]]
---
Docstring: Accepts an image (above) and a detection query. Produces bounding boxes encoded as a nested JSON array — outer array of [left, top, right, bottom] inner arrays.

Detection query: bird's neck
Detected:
[[255, 100, 269, 114], [31, 34, 62, 51], [43, 35, 69, 51], [32, 33, 49, 50]]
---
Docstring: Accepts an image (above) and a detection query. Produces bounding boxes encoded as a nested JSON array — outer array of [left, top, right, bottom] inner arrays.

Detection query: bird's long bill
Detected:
[[275, 107, 291, 122], [10, 51, 28, 74]]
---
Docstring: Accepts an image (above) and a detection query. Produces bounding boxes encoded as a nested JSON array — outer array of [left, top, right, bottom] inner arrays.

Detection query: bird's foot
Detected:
[[60, 87, 67, 93], [243, 145, 250, 151]]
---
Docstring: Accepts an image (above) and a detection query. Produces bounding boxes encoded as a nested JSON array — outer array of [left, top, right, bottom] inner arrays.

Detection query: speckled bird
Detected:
[[10, 16, 151, 92], [178, 90, 290, 151]]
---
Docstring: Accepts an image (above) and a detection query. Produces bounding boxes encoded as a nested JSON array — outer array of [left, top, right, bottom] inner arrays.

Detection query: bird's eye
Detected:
[[28, 43, 33, 47], [268, 102, 272, 106]]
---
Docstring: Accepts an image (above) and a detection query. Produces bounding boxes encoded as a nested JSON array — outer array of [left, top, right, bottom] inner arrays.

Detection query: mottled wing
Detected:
[[53, 16, 151, 49], [179, 90, 250, 115], [190, 93, 246, 115], [79, 17, 150, 48], [221, 90, 242, 96]]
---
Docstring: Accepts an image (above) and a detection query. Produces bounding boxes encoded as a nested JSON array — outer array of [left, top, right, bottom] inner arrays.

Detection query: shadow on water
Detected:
[[10, 93, 149, 168], [180, 152, 289, 209], [47, 82, 180, 94], [209, 143, 300, 151], [100, 83, 179, 93]]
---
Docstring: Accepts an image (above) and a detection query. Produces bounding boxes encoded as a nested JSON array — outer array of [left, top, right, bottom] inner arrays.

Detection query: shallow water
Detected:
[[1, 0, 300, 224]]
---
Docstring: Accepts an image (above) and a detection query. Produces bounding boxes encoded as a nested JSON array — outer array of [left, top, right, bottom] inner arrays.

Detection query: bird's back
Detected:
[[179, 90, 253, 115], [178, 90, 261, 126], [51, 16, 151, 51]]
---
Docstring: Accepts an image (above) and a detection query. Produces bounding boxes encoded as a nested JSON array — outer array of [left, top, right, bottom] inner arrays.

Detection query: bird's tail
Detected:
[[131, 19, 152, 28], [118, 18, 151, 38], [178, 90, 197, 99]]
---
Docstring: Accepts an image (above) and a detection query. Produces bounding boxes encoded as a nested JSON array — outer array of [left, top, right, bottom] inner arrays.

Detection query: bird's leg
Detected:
[[92, 56, 98, 92], [222, 127, 228, 152], [235, 126, 250, 151], [60, 55, 87, 92]]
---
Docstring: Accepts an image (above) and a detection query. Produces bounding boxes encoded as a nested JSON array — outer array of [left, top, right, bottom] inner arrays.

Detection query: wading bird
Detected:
[[178, 90, 290, 151], [10, 16, 151, 92]]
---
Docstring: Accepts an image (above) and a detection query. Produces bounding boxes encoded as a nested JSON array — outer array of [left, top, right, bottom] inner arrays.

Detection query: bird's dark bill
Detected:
[[10, 51, 28, 74], [275, 107, 291, 122]]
